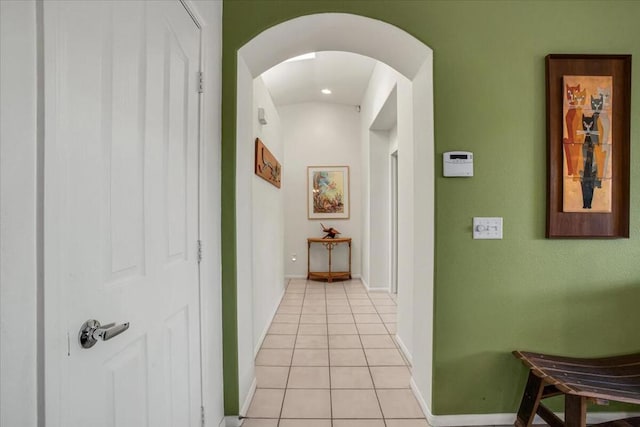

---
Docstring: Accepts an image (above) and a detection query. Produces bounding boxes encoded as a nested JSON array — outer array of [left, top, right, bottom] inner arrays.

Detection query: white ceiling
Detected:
[[260, 51, 377, 107]]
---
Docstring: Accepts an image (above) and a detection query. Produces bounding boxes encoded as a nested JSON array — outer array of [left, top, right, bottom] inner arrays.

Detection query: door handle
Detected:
[[79, 319, 130, 349]]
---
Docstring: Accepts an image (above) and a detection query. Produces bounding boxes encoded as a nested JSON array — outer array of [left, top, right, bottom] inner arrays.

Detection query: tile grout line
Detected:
[[371, 290, 403, 355], [276, 278, 301, 426], [348, 283, 389, 427], [370, 289, 402, 426], [371, 288, 428, 424], [325, 279, 333, 427]]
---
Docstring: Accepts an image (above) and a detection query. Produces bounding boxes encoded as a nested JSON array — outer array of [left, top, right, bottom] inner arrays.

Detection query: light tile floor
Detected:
[[242, 279, 430, 427]]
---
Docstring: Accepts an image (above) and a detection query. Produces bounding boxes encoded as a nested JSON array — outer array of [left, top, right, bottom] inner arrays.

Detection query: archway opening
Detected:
[[227, 12, 435, 419]]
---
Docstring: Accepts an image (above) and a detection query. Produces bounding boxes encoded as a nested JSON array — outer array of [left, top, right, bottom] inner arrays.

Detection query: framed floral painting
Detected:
[[308, 166, 350, 220]]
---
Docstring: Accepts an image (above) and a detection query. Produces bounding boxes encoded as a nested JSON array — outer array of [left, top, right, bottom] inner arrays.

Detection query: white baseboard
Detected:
[[368, 287, 391, 293], [360, 276, 370, 290], [410, 377, 432, 421], [361, 277, 392, 293], [245, 285, 287, 419], [409, 377, 639, 426], [426, 411, 640, 426], [253, 287, 287, 357], [410, 377, 520, 427], [239, 377, 256, 418], [220, 416, 242, 427], [428, 411, 518, 426], [394, 333, 413, 365], [582, 412, 640, 424], [411, 377, 512, 426]]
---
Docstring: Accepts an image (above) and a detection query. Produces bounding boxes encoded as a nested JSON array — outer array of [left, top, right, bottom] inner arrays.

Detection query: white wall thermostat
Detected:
[[443, 151, 473, 177]]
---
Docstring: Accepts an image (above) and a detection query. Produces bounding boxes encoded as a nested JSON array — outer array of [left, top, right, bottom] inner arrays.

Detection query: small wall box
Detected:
[[443, 151, 473, 177]]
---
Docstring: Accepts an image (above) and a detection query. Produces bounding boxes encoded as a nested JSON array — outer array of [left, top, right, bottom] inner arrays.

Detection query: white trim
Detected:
[[440, 414, 512, 426], [410, 377, 432, 422], [238, 378, 257, 418], [360, 275, 370, 291], [253, 287, 287, 357], [192, 4, 208, 422], [0, 2, 41, 426], [191, 3, 225, 427], [426, 411, 640, 426], [394, 333, 413, 365], [284, 274, 307, 279], [382, 377, 639, 427], [244, 284, 284, 422], [366, 285, 391, 293], [368, 288, 391, 293], [220, 416, 242, 427], [179, 0, 203, 29], [584, 412, 640, 424], [428, 411, 518, 427], [413, 379, 640, 427], [411, 376, 640, 426]]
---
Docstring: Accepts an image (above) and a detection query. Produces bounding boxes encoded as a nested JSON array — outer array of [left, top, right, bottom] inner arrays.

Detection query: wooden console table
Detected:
[[307, 237, 352, 283]]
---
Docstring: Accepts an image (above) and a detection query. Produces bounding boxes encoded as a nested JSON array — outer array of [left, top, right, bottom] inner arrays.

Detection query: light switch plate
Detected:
[[473, 217, 503, 239]]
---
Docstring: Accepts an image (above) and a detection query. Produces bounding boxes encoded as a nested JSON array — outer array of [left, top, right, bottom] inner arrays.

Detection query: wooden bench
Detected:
[[513, 351, 640, 427]]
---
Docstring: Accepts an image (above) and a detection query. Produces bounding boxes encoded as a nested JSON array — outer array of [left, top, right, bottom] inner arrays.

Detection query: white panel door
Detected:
[[44, 2, 202, 427]]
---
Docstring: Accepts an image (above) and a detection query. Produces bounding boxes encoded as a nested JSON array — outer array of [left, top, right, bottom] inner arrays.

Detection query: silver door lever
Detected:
[[79, 319, 130, 349]]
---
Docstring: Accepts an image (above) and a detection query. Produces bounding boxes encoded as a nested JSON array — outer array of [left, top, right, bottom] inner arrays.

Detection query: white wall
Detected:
[[0, 2, 39, 426], [0, 2, 225, 426], [360, 65, 398, 291], [235, 56, 257, 412], [367, 130, 391, 289], [390, 125, 398, 154], [281, 102, 362, 278], [235, 71, 286, 415], [360, 62, 415, 359], [252, 77, 285, 351], [359, 56, 436, 413], [395, 76, 416, 361], [408, 57, 435, 410], [366, 83, 399, 291]]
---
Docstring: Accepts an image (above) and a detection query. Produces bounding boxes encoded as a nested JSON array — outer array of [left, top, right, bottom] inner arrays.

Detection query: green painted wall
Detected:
[[222, 0, 640, 416]]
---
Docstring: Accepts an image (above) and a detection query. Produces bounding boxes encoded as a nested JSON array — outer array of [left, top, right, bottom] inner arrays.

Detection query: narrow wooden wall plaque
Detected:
[[254, 138, 281, 188]]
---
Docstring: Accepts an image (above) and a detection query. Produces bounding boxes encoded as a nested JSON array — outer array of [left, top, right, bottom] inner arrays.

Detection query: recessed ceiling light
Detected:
[[284, 52, 316, 63], [321, 88, 332, 95]]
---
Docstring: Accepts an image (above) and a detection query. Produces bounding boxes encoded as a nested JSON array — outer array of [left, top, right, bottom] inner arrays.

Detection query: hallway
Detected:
[[242, 279, 429, 427]]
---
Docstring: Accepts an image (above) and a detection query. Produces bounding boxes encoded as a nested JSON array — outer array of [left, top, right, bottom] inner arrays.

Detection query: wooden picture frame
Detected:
[[308, 166, 350, 220], [546, 54, 631, 238]]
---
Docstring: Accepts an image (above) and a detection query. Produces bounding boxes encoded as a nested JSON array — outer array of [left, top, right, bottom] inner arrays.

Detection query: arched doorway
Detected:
[[224, 12, 435, 418]]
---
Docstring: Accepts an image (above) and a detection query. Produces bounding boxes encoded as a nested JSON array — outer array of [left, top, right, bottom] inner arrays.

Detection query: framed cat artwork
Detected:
[[545, 54, 631, 238]]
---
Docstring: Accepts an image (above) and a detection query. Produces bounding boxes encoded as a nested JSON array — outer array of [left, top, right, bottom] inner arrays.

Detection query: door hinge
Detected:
[[197, 240, 202, 264], [200, 406, 205, 427], [198, 71, 204, 93]]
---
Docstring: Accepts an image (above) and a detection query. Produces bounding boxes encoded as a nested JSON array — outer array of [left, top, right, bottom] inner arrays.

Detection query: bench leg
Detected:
[[565, 394, 587, 427], [515, 371, 545, 427]]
